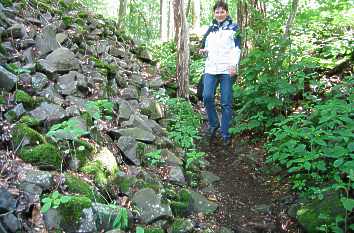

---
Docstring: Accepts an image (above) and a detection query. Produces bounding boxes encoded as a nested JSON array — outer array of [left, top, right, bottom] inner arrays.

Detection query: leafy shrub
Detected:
[[151, 41, 176, 80], [84, 99, 114, 121], [166, 98, 201, 149], [144, 149, 162, 166], [41, 191, 71, 213], [47, 119, 89, 141]]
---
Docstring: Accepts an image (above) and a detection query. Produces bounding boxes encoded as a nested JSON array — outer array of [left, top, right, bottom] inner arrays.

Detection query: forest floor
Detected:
[[197, 120, 303, 233]]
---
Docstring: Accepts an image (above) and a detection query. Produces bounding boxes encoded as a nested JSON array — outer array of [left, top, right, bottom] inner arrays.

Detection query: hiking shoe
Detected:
[[209, 127, 219, 143]]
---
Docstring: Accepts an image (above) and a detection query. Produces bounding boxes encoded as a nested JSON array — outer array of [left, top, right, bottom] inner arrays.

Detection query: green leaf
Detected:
[[51, 191, 60, 199], [333, 159, 344, 167], [41, 201, 52, 213], [340, 197, 354, 211], [136, 226, 144, 233], [60, 196, 71, 203]]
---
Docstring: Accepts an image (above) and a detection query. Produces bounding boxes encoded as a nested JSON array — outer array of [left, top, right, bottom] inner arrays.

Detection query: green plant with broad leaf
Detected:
[[112, 207, 129, 230], [185, 150, 206, 169], [145, 150, 162, 166], [47, 118, 89, 141], [84, 99, 114, 121], [166, 98, 201, 149], [4, 63, 31, 75], [41, 191, 72, 213]]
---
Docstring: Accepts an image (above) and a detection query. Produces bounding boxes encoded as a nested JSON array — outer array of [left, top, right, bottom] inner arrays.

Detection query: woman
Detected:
[[200, 1, 241, 146]]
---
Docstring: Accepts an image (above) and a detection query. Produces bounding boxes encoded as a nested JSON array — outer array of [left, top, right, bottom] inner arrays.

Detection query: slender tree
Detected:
[[283, 0, 299, 38], [191, 0, 201, 31], [173, 0, 190, 99], [160, 0, 169, 41], [117, 0, 129, 30]]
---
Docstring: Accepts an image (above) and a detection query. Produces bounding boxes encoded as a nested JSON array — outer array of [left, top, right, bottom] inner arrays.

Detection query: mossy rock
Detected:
[[59, 195, 92, 226], [19, 115, 41, 127], [12, 123, 46, 148], [112, 174, 137, 194], [80, 161, 109, 187], [15, 90, 38, 109], [64, 173, 105, 203], [19, 143, 61, 169], [296, 191, 346, 232]]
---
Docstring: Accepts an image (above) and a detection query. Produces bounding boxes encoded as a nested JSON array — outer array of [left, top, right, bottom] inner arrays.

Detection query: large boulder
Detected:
[[132, 188, 173, 224], [0, 65, 17, 91], [38, 48, 80, 73]]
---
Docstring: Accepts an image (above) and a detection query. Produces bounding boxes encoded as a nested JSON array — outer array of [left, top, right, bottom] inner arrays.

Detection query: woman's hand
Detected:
[[228, 66, 237, 76]]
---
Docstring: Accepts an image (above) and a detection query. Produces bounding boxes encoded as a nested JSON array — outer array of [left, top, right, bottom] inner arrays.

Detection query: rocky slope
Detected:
[[0, 1, 219, 232]]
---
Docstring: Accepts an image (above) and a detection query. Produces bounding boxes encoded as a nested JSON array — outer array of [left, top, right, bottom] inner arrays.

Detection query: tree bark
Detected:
[[236, 0, 266, 56], [117, 0, 128, 30], [168, 0, 175, 40], [283, 0, 299, 38], [173, 0, 190, 99], [191, 0, 200, 31], [160, 0, 169, 41]]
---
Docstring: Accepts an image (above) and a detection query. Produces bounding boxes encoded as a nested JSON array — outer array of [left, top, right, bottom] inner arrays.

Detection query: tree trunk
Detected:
[[173, 0, 190, 99], [236, 0, 266, 56], [283, 0, 299, 38], [160, 0, 169, 41], [117, 0, 128, 30], [191, 0, 200, 31], [168, 0, 175, 40]]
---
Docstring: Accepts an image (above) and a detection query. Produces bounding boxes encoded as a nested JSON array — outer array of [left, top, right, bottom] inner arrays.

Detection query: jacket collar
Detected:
[[212, 15, 232, 27]]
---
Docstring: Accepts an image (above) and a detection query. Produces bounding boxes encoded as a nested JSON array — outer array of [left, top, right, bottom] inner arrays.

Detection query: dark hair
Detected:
[[213, 1, 228, 12]]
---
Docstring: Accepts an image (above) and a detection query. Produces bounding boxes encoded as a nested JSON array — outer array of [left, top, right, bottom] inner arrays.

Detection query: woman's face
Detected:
[[214, 7, 228, 23]]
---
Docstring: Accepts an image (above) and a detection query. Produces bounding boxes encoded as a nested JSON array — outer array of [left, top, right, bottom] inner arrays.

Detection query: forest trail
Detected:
[[197, 122, 302, 233]]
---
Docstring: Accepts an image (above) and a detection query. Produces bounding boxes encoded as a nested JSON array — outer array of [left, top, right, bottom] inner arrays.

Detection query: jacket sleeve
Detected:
[[200, 26, 213, 49]]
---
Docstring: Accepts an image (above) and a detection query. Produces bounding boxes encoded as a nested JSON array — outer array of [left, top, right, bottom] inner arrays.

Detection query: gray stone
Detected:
[[19, 183, 43, 195], [23, 48, 34, 64], [161, 149, 183, 166], [66, 96, 88, 109], [148, 77, 164, 89], [35, 24, 60, 56], [109, 46, 126, 58], [0, 188, 16, 212], [117, 99, 134, 120], [57, 71, 77, 95], [188, 191, 218, 214], [93, 147, 117, 173], [132, 188, 172, 224], [56, 32, 68, 44], [0, 65, 17, 91], [140, 98, 164, 120], [43, 208, 61, 230], [5, 23, 27, 38], [76, 208, 97, 233], [18, 169, 53, 190], [31, 72, 48, 91], [92, 203, 131, 232], [166, 166, 186, 185], [117, 136, 140, 165], [121, 114, 153, 132], [120, 86, 139, 100], [111, 127, 155, 143], [0, 213, 20, 233], [38, 47, 80, 73], [29, 102, 65, 124], [4, 103, 26, 121], [37, 83, 64, 105], [200, 171, 220, 185]]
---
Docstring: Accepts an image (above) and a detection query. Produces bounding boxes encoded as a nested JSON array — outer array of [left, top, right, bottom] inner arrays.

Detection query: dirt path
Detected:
[[197, 123, 302, 233]]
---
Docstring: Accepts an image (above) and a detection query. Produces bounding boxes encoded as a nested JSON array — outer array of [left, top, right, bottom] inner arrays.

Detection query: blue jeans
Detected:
[[203, 73, 233, 139]]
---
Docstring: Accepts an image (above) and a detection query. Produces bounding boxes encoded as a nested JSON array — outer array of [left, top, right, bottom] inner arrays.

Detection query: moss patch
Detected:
[[64, 173, 105, 203], [15, 90, 38, 109], [12, 123, 46, 148], [19, 115, 41, 127], [19, 143, 61, 169], [80, 161, 109, 187], [59, 195, 92, 226]]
